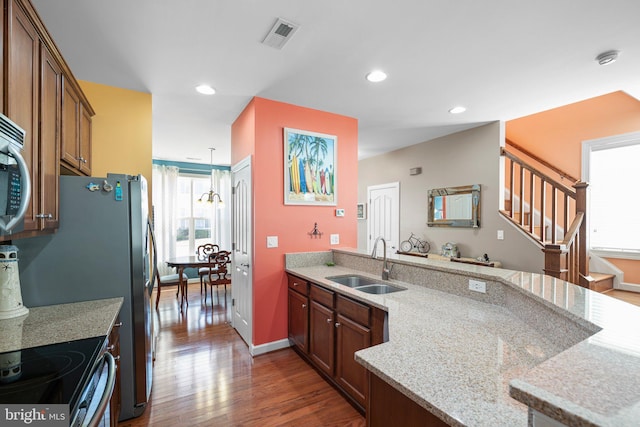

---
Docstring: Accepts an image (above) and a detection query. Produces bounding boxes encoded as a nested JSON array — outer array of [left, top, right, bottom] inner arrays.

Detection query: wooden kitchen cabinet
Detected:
[[6, 0, 60, 233], [108, 317, 122, 427], [287, 273, 387, 413], [1, 0, 94, 240], [335, 295, 373, 408], [61, 76, 93, 176], [288, 285, 309, 353]]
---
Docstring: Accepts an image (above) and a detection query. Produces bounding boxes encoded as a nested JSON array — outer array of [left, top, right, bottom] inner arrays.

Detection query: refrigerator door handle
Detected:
[[147, 218, 159, 295]]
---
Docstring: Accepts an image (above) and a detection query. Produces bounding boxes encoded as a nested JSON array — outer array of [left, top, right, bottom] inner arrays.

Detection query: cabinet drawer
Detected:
[[310, 283, 334, 308], [336, 294, 370, 326], [288, 274, 309, 295]]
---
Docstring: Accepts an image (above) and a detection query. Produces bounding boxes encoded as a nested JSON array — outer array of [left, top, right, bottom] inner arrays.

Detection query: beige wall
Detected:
[[358, 122, 543, 273]]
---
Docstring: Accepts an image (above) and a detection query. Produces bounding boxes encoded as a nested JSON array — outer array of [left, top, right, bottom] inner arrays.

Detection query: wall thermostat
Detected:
[[335, 209, 345, 217]]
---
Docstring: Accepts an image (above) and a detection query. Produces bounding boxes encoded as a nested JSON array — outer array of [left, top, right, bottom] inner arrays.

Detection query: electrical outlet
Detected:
[[497, 230, 504, 240], [266, 236, 278, 248], [469, 279, 486, 293], [330, 234, 339, 245]]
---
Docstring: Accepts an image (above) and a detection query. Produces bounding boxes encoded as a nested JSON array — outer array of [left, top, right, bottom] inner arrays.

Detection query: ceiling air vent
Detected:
[[262, 18, 299, 49]]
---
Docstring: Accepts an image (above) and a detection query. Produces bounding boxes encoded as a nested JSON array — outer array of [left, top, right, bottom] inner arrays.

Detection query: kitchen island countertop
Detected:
[[0, 297, 123, 353], [285, 248, 640, 427]]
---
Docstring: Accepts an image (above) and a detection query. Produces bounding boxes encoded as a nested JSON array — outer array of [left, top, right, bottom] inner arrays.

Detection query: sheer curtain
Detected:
[[211, 169, 232, 252], [152, 164, 179, 276]]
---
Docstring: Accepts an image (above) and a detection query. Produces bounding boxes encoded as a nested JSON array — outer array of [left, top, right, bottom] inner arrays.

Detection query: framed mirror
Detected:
[[427, 184, 480, 228]]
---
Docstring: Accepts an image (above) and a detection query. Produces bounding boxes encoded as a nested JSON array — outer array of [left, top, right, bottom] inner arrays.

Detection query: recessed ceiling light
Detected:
[[196, 84, 216, 95], [595, 50, 619, 66], [366, 70, 387, 83], [449, 106, 466, 114]]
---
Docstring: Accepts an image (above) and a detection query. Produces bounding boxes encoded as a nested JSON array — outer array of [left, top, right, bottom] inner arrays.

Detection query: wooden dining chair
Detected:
[[204, 251, 231, 304], [196, 243, 219, 293], [155, 272, 188, 309]]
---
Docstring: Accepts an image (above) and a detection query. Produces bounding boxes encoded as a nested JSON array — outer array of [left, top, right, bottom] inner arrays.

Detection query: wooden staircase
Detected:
[[501, 142, 592, 288]]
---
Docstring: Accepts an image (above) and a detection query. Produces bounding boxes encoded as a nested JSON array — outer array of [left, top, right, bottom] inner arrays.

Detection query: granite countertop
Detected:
[[286, 249, 640, 427], [0, 297, 123, 353]]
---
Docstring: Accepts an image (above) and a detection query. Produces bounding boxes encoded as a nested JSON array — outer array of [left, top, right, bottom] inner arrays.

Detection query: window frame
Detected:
[[582, 131, 640, 260]]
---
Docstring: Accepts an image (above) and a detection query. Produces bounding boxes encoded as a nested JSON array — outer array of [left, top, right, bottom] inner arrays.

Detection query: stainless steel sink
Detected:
[[326, 275, 382, 288], [326, 275, 406, 294], [352, 284, 405, 294]]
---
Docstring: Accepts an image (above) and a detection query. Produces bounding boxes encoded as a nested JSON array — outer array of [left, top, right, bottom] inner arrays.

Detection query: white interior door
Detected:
[[367, 182, 400, 254], [231, 156, 252, 348]]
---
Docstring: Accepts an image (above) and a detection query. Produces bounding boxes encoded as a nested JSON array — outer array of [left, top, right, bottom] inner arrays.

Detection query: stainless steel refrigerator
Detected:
[[16, 173, 157, 421]]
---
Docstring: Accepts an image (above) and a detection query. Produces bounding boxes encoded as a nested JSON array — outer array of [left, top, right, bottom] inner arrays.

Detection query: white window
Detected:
[[175, 174, 214, 257], [583, 132, 640, 259]]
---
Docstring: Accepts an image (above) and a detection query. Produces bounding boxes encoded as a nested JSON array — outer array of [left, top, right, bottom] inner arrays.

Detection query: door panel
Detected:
[[367, 182, 400, 254], [231, 156, 252, 348]]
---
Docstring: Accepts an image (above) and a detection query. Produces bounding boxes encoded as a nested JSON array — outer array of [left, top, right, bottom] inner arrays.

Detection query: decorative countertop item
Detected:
[[0, 245, 28, 320]]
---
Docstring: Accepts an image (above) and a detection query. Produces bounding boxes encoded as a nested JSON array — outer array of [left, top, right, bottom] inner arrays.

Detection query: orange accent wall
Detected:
[[231, 97, 358, 347], [608, 259, 640, 284], [506, 91, 640, 285], [506, 91, 640, 180]]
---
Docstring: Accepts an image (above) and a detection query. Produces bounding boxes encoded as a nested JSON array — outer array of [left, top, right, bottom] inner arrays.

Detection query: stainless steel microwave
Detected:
[[0, 113, 31, 236]]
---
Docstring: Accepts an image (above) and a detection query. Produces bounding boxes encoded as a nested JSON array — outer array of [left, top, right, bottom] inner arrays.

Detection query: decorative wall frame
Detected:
[[356, 203, 366, 220], [284, 128, 337, 206]]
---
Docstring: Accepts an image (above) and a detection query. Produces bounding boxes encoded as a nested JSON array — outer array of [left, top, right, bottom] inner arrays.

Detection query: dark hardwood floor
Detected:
[[118, 282, 365, 427]]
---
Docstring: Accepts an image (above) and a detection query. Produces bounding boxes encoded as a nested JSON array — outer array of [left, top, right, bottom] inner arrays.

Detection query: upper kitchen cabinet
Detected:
[[3, 0, 94, 237], [61, 75, 93, 176]]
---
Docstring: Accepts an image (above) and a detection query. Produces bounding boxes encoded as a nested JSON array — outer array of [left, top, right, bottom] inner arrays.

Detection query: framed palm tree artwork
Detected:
[[284, 127, 337, 206]]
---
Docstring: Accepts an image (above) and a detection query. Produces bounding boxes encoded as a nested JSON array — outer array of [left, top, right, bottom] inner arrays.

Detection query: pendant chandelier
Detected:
[[198, 148, 224, 208]]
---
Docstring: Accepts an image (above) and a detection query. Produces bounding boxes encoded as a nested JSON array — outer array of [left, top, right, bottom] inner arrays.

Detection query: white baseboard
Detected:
[[250, 338, 291, 356], [617, 282, 640, 293]]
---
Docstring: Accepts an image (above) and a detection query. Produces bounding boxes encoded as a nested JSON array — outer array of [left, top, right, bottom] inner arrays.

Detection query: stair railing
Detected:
[[500, 145, 589, 287]]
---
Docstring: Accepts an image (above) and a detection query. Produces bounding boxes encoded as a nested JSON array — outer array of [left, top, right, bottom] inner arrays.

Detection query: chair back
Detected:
[[207, 251, 231, 285], [197, 243, 219, 260]]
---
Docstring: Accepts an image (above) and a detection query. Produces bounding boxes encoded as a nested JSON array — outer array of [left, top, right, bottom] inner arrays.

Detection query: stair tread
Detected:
[[590, 272, 616, 280]]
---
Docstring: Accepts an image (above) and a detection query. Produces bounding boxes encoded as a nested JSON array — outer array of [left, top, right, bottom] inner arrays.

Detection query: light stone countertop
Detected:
[[0, 297, 123, 353], [285, 248, 640, 427]]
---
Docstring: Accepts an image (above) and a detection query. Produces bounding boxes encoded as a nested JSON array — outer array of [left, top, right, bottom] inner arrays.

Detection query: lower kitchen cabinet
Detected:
[[287, 273, 387, 413], [367, 371, 448, 427], [288, 286, 308, 353]]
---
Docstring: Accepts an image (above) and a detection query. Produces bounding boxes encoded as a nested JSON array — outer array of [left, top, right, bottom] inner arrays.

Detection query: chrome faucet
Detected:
[[371, 236, 391, 280]]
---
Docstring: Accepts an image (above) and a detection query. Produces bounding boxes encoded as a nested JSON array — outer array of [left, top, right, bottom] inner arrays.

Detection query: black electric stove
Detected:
[[0, 336, 105, 416]]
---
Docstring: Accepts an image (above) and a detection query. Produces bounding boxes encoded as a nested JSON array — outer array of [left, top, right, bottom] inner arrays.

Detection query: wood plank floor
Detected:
[[602, 289, 640, 307], [118, 282, 365, 427]]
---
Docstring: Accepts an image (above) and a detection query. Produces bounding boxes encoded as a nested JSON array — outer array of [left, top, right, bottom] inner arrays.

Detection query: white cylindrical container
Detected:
[[0, 244, 29, 319]]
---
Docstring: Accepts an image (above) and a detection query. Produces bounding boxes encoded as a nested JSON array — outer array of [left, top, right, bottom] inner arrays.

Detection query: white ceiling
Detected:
[[31, 0, 640, 166]]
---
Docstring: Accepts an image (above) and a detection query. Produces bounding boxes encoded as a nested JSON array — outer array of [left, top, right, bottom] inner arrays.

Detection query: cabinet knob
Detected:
[[36, 213, 53, 219], [114, 322, 123, 328], [335, 322, 341, 328], [107, 344, 115, 352], [302, 304, 306, 308], [293, 282, 299, 286], [326, 318, 332, 323]]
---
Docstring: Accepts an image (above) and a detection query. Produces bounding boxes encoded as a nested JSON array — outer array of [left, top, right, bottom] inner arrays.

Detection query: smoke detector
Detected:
[[596, 50, 619, 66], [262, 18, 300, 49]]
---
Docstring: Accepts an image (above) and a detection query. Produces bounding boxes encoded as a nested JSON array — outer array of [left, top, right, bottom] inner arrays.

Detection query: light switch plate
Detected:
[[335, 209, 345, 217], [330, 234, 339, 245], [497, 230, 504, 240], [266, 236, 278, 248]]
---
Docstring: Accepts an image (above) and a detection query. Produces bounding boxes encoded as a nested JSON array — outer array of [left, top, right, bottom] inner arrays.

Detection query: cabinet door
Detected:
[[288, 288, 309, 353], [336, 313, 371, 407], [79, 105, 92, 175], [61, 76, 80, 169], [39, 43, 61, 230], [309, 300, 335, 376], [7, 0, 39, 232]]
